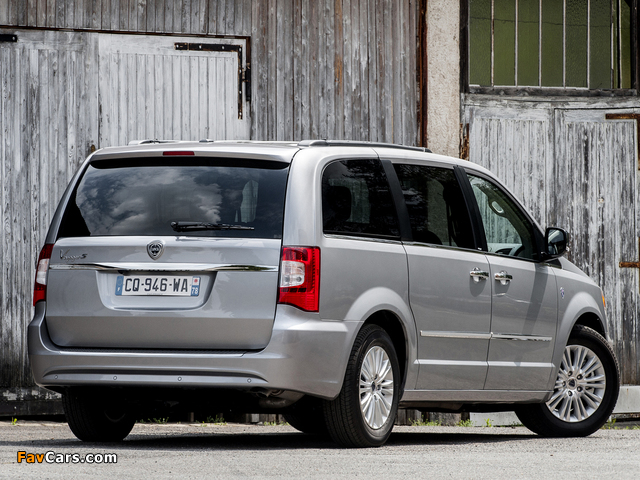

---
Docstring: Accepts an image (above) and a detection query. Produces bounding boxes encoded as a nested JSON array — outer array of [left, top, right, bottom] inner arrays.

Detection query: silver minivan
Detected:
[[29, 140, 619, 447]]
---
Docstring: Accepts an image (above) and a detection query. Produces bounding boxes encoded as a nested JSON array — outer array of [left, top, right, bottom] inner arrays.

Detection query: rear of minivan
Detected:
[[29, 143, 360, 430], [45, 151, 288, 351]]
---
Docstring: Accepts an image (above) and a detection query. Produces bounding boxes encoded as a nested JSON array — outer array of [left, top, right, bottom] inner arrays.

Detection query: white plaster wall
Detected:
[[426, 0, 461, 157]]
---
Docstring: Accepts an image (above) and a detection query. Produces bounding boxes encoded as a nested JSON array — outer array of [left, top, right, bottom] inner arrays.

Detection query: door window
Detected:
[[322, 159, 400, 239], [393, 165, 475, 249], [468, 174, 539, 260]]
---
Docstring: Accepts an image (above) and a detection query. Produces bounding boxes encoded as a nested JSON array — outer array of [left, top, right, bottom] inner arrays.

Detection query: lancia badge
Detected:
[[147, 240, 164, 260]]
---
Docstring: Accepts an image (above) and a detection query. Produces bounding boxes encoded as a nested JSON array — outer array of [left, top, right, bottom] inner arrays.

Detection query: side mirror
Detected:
[[544, 227, 568, 259]]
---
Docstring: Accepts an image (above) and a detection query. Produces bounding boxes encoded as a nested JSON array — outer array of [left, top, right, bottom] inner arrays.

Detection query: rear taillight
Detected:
[[278, 246, 320, 312], [33, 244, 54, 306]]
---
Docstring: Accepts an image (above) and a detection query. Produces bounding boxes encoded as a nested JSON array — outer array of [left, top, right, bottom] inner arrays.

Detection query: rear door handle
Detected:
[[470, 267, 489, 282], [494, 270, 513, 285]]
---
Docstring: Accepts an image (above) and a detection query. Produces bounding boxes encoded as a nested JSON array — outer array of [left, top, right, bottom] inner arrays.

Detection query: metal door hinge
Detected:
[[242, 64, 251, 103], [174, 42, 250, 120]]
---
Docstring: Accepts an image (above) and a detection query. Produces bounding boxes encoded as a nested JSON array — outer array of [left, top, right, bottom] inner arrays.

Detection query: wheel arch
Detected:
[[362, 310, 410, 391], [548, 290, 608, 391], [572, 312, 606, 338], [341, 286, 418, 392]]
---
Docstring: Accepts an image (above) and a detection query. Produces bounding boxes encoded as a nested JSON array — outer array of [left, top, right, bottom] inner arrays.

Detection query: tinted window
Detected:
[[393, 164, 475, 249], [322, 159, 400, 239], [468, 174, 538, 260], [58, 159, 288, 239]]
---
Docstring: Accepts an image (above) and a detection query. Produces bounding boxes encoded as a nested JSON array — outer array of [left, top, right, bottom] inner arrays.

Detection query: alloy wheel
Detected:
[[546, 344, 606, 423], [359, 346, 395, 429]]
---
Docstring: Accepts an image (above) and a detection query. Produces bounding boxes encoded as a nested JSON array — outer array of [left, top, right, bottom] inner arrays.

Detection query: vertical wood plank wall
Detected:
[[0, 0, 419, 397], [1, 30, 99, 395], [0, 0, 419, 143], [465, 97, 640, 386], [553, 109, 639, 385], [97, 34, 251, 146]]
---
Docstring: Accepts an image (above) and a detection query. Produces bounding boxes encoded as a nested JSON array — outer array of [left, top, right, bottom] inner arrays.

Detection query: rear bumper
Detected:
[[28, 303, 359, 400]]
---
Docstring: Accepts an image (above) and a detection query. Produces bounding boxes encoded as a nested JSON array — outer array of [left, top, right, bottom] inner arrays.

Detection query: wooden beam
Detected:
[[633, 0, 639, 91], [418, 0, 428, 147]]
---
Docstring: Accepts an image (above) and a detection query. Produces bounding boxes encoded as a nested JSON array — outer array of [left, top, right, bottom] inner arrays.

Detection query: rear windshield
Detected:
[[58, 159, 289, 239]]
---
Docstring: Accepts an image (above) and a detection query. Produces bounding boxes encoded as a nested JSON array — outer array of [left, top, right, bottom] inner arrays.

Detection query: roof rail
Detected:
[[297, 139, 432, 153], [128, 139, 181, 145]]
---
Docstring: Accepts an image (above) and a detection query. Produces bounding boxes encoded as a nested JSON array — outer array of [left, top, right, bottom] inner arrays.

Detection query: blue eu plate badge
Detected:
[[190, 277, 200, 296]]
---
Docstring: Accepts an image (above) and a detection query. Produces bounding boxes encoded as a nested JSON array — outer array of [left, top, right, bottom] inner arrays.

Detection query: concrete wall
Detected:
[[426, 0, 461, 157]]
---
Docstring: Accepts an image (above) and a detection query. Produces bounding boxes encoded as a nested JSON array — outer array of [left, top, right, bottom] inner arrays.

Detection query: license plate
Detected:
[[115, 275, 201, 296]]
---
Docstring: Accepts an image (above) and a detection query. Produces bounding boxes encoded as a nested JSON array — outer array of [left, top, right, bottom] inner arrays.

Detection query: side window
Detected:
[[468, 174, 538, 260], [322, 159, 400, 239], [393, 164, 475, 249]]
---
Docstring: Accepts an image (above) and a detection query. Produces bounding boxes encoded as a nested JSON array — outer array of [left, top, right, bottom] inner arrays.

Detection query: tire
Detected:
[[515, 325, 620, 437], [283, 397, 329, 436], [63, 390, 136, 442], [323, 324, 401, 448]]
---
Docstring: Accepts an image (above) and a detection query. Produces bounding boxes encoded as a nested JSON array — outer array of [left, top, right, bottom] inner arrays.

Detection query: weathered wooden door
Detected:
[[464, 98, 640, 385], [0, 29, 98, 397], [552, 107, 639, 385], [98, 34, 250, 146], [0, 28, 250, 406]]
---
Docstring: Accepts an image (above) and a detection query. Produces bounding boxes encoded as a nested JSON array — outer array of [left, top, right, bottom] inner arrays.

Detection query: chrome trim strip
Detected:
[[482, 250, 542, 264], [487, 361, 553, 368], [420, 331, 552, 342], [49, 263, 278, 273], [55, 349, 247, 358], [420, 331, 492, 340], [402, 241, 486, 255], [491, 334, 552, 342], [323, 234, 403, 245], [416, 359, 487, 366]]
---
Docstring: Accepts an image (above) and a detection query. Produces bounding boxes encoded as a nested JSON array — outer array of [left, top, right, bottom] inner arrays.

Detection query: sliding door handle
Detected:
[[470, 267, 489, 282]]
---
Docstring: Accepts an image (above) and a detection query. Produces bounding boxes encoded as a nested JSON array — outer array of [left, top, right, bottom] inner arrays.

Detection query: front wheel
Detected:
[[324, 324, 401, 447], [516, 325, 620, 437]]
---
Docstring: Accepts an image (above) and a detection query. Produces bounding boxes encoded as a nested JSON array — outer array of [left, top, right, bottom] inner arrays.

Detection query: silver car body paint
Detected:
[[29, 141, 609, 407]]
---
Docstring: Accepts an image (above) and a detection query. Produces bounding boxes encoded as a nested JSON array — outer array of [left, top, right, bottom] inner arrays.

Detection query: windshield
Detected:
[[58, 159, 289, 239]]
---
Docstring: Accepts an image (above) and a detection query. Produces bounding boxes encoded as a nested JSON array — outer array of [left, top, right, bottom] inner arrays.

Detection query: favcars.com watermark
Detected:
[[17, 451, 117, 464]]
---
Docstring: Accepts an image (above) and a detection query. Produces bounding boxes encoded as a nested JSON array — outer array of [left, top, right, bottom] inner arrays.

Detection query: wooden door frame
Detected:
[[418, 0, 428, 147]]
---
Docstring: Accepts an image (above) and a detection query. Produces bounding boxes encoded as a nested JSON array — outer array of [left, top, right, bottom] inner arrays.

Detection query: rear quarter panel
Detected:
[[282, 148, 418, 390]]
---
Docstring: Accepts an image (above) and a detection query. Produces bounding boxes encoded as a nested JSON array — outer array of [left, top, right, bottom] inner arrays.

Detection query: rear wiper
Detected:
[[170, 221, 255, 232]]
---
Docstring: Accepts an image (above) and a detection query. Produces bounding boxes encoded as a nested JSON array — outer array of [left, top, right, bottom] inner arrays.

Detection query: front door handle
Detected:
[[495, 270, 513, 285], [470, 267, 489, 282]]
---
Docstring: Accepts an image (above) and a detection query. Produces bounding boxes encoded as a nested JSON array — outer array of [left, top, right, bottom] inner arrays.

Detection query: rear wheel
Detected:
[[324, 324, 400, 447], [63, 390, 136, 442], [283, 397, 328, 436], [516, 325, 619, 437]]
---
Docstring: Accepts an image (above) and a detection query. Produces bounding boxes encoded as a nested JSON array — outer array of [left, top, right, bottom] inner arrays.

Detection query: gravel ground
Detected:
[[1, 419, 639, 479]]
